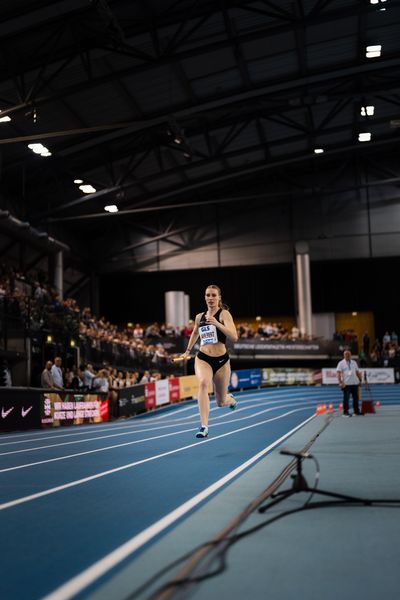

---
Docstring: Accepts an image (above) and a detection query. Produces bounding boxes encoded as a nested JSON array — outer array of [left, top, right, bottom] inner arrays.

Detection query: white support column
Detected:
[[165, 291, 186, 327], [184, 294, 190, 324], [54, 250, 63, 299], [295, 241, 313, 339]]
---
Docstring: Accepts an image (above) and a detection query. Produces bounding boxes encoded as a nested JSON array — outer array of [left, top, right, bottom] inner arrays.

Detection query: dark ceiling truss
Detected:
[[45, 132, 400, 226], [0, 0, 394, 122], [1, 0, 400, 280], [13, 59, 400, 223], [1, 48, 395, 176], [32, 93, 400, 222], [17, 56, 400, 162]]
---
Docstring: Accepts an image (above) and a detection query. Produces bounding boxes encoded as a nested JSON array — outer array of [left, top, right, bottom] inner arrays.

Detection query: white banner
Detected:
[[322, 368, 394, 385], [155, 379, 170, 406]]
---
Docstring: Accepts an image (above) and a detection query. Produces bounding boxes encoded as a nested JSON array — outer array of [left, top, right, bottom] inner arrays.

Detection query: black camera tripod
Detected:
[[259, 450, 372, 514]]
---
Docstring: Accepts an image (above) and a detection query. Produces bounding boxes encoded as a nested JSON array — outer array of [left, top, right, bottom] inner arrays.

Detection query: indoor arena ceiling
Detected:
[[0, 0, 400, 277]]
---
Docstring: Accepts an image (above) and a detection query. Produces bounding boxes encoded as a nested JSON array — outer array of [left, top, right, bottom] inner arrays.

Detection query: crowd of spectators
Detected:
[[4, 261, 400, 385], [0, 263, 188, 374], [237, 321, 300, 340], [39, 356, 170, 417], [366, 330, 400, 368], [333, 328, 400, 367]]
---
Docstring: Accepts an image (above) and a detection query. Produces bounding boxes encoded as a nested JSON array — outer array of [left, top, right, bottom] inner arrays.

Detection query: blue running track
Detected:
[[0, 385, 399, 600]]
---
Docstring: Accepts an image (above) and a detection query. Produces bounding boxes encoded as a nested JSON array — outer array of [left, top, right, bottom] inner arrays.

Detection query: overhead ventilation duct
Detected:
[[0, 210, 70, 253]]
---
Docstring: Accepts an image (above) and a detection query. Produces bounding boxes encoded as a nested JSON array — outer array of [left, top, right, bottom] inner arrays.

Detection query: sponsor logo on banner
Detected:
[[229, 369, 262, 390], [1, 406, 14, 419], [0, 391, 41, 432], [145, 382, 156, 410], [179, 375, 212, 400], [322, 368, 394, 384], [21, 406, 33, 418], [179, 375, 198, 400], [168, 378, 180, 402], [262, 368, 319, 386], [118, 384, 146, 417], [40, 393, 109, 427], [156, 379, 169, 406]]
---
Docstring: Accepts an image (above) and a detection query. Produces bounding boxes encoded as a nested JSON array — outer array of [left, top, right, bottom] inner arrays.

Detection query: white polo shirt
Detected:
[[336, 358, 361, 385]]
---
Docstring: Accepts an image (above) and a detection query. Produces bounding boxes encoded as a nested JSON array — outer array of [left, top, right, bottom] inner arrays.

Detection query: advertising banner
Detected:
[[41, 392, 109, 427], [145, 382, 156, 410], [0, 389, 41, 432], [232, 339, 341, 359], [155, 379, 169, 406], [262, 368, 321, 386], [118, 384, 146, 417], [168, 377, 180, 403], [229, 369, 262, 390], [179, 375, 213, 400], [322, 368, 395, 385]]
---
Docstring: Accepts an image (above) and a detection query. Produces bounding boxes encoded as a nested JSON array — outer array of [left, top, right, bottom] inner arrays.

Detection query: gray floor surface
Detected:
[[87, 407, 400, 600]]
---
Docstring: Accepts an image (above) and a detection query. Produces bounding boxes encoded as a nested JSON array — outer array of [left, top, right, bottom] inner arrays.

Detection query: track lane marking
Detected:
[[40, 413, 315, 600], [0, 407, 314, 509], [0, 399, 317, 456]]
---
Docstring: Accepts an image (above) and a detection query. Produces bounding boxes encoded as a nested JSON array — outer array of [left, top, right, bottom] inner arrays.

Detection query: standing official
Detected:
[[51, 356, 64, 390], [336, 350, 363, 417]]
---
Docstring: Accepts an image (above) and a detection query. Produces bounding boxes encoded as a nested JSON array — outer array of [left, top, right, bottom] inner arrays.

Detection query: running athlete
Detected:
[[182, 284, 238, 438]]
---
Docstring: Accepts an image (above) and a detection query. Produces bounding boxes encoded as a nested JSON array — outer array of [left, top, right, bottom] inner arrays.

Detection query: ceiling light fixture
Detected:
[[74, 179, 83, 184], [361, 105, 375, 116], [0, 110, 11, 123], [314, 148, 324, 154], [27, 143, 52, 157], [358, 132, 372, 142], [79, 184, 97, 194], [104, 204, 118, 212], [365, 44, 382, 58]]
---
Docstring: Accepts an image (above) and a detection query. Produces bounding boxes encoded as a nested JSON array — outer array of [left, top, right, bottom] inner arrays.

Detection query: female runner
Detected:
[[182, 284, 238, 438]]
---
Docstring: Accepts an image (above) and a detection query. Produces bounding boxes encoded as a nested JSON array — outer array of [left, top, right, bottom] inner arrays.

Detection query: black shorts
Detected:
[[197, 350, 230, 375]]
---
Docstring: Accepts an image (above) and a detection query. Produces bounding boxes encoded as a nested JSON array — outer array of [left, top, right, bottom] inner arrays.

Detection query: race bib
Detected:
[[199, 324, 218, 346]]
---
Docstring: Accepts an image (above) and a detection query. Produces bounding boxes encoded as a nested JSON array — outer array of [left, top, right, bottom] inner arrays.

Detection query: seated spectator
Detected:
[[291, 325, 300, 340], [140, 370, 152, 383], [133, 323, 144, 339], [0, 358, 12, 387], [70, 366, 84, 389], [112, 371, 126, 389], [125, 371, 138, 387], [152, 343, 168, 367], [182, 320, 194, 339], [92, 369, 109, 393], [145, 322, 161, 338]]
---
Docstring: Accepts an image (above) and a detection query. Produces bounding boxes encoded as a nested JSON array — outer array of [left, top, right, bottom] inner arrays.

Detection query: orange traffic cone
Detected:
[[316, 404, 327, 414], [328, 403, 334, 413], [339, 403, 343, 412], [375, 400, 380, 408]]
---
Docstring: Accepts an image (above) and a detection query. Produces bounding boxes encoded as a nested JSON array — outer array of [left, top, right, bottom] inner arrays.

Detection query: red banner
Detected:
[[145, 382, 156, 410], [168, 377, 180, 403]]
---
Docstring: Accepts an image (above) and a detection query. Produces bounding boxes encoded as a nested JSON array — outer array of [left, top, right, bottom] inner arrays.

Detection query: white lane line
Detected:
[[0, 407, 314, 509], [0, 402, 317, 472], [40, 413, 315, 600], [0, 398, 317, 456], [0, 401, 269, 456], [0, 388, 339, 446]]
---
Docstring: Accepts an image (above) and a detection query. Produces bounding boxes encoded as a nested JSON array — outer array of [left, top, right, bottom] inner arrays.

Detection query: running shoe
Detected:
[[229, 395, 238, 410], [196, 426, 209, 438]]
